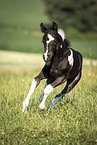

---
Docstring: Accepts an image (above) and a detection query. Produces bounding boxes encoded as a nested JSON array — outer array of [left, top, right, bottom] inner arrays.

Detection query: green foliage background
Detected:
[[42, 0, 97, 32], [0, 0, 49, 53], [0, 0, 97, 59]]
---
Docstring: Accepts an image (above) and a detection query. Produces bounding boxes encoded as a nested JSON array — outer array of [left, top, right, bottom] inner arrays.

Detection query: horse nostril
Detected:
[[43, 54, 50, 62]]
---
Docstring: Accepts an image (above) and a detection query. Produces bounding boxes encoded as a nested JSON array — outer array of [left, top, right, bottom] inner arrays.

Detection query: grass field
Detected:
[[0, 51, 97, 145], [0, 0, 97, 144]]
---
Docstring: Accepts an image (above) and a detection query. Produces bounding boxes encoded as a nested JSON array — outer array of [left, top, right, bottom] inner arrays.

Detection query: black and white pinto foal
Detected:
[[22, 22, 83, 112]]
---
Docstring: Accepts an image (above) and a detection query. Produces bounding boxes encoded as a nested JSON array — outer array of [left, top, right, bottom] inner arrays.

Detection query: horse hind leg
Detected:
[[49, 72, 81, 111]]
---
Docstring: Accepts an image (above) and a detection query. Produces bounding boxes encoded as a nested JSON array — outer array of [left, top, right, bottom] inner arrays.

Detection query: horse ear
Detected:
[[40, 23, 48, 33], [52, 22, 58, 32]]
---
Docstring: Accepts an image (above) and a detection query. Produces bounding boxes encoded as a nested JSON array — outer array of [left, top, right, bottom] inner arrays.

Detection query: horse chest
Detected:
[[50, 57, 69, 77]]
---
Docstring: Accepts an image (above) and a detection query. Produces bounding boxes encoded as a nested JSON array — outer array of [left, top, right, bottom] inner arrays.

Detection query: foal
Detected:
[[22, 22, 83, 112]]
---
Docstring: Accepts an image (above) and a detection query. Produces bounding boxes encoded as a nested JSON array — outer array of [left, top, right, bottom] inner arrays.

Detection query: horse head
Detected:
[[40, 22, 63, 65]]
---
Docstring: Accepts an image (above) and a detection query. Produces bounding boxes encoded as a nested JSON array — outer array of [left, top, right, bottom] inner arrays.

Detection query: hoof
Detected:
[[22, 108, 27, 113], [39, 102, 47, 110], [39, 106, 47, 110], [22, 100, 29, 113], [39, 103, 47, 110]]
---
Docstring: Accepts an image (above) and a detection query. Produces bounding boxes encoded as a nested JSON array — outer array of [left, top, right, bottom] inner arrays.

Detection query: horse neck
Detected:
[[55, 42, 70, 58]]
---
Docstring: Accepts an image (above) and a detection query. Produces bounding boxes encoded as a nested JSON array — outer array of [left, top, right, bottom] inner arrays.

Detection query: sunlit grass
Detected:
[[0, 52, 97, 144], [0, 50, 44, 66]]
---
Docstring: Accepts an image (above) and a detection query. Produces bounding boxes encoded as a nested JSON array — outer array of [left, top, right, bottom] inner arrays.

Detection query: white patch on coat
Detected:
[[39, 84, 54, 110], [22, 79, 37, 112], [58, 29, 65, 41], [68, 49, 74, 66], [60, 44, 62, 48]]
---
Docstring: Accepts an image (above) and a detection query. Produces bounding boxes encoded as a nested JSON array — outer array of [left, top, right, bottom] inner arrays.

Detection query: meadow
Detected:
[[0, 0, 97, 144], [0, 51, 97, 145]]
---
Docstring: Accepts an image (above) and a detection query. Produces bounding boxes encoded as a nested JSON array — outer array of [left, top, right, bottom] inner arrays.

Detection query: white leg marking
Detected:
[[22, 79, 37, 112], [68, 49, 74, 66], [39, 84, 54, 110]]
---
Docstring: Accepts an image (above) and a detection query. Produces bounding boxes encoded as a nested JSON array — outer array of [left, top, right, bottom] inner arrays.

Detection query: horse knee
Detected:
[[34, 76, 41, 87]]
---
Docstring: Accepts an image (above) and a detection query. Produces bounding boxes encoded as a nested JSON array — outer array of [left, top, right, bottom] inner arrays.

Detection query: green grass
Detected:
[[0, 50, 44, 66], [0, 51, 97, 144]]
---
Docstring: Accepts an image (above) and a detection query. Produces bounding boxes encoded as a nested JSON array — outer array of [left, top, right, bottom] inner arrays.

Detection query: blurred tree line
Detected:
[[42, 0, 97, 32]]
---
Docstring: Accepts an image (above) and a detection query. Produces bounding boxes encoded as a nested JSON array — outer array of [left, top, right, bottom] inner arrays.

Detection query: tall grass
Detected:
[[0, 54, 97, 144]]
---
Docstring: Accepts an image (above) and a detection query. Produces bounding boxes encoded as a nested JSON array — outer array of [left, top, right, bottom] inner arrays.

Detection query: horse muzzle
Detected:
[[43, 54, 50, 62]]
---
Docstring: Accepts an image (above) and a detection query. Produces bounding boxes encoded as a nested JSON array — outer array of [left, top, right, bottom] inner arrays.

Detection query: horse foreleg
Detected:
[[22, 79, 37, 112], [39, 84, 54, 110], [37, 82, 47, 106], [22, 71, 44, 113]]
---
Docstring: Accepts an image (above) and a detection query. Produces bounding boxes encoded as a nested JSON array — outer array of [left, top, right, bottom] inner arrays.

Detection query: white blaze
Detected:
[[44, 34, 54, 61], [44, 50, 48, 61]]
